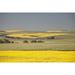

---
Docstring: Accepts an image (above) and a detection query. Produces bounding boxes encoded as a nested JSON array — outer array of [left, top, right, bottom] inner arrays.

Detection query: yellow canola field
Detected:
[[7, 33, 66, 38], [0, 51, 75, 62]]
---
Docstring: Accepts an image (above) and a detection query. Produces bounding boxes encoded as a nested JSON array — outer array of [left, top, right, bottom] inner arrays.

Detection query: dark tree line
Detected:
[[0, 39, 14, 43]]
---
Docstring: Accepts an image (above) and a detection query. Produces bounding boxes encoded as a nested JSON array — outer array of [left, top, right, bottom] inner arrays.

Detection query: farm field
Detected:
[[0, 51, 75, 62], [0, 30, 75, 62]]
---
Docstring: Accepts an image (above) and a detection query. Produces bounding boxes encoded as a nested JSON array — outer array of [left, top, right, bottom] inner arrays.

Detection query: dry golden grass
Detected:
[[0, 50, 75, 62], [7, 32, 67, 38]]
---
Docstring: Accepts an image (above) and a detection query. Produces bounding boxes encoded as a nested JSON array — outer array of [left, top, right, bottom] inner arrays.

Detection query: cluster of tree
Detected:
[[0, 36, 55, 44], [24, 40, 44, 43], [46, 36, 55, 39], [24, 40, 29, 43], [0, 39, 14, 43], [23, 36, 56, 43]]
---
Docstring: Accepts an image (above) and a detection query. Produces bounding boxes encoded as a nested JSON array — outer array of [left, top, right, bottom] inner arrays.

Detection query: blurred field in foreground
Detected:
[[0, 51, 75, 62]]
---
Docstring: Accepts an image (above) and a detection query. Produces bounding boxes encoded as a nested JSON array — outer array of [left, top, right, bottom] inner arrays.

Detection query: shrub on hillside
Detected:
[[4, 39, 11, 43], [47, 36, 55, 39], [24, 40, 29, 43], [0, 39, 4, 43]]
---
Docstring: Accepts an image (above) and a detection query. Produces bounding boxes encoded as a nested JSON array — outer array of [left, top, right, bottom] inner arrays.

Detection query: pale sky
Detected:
[[0, 13, 75, 31]]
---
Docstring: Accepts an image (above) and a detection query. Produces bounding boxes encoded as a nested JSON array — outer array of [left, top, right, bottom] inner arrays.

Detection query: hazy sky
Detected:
[[0, 13, 75, 31]]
